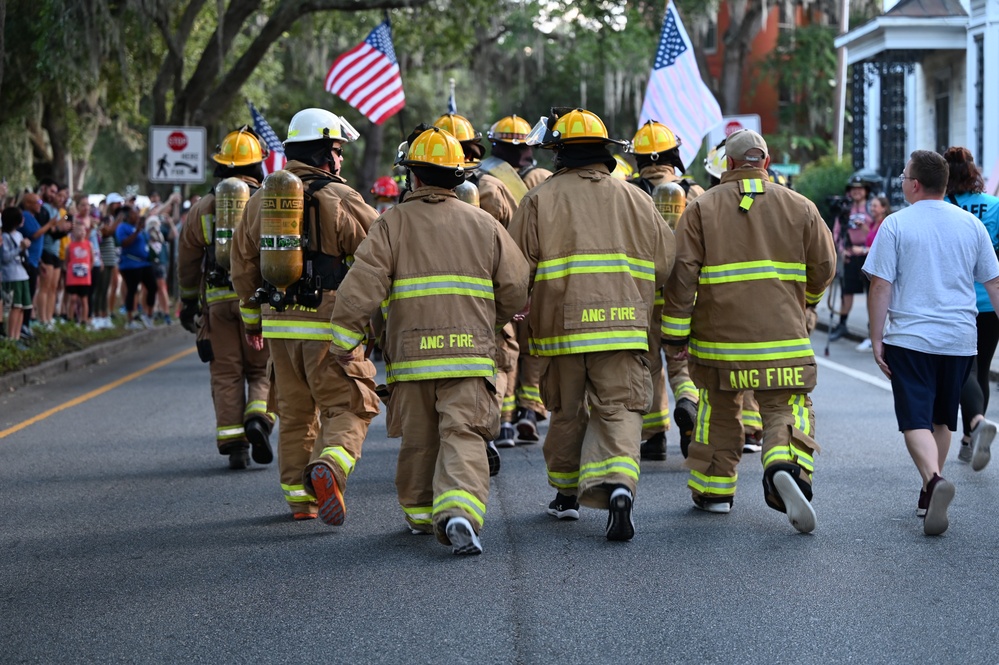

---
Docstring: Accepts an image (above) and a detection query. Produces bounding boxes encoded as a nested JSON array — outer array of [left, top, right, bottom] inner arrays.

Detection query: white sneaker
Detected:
[[445, 516, 482, 555], [970, 418, 996, 471], [855, 338, 873, 352], [773, 470, 816, 534]]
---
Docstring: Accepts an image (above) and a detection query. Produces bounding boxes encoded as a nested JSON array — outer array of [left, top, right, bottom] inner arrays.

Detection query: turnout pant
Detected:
[[208, 300, 273, 451], [393, 378, 496, 544], [642, 301, 669, 440], [495, 323, 519, 424], [515, 318, 547, 417], [541, 350, 651, 509], [269, 337, 380, 516]]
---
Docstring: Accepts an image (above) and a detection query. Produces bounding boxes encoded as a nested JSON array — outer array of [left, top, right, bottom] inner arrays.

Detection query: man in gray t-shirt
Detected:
[[864, 149, 999, 536]]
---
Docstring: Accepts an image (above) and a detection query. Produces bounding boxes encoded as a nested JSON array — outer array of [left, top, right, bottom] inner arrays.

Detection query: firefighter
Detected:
[[179, 126, 275, 470], [230, 108, 381, 524], [508, 108, 675, 541], [662, 129, 835, 533], [486, 114, 555, 446], [627, 120, 704, 462], [370, 176, 399, 215], [328, 127, 529, 555]]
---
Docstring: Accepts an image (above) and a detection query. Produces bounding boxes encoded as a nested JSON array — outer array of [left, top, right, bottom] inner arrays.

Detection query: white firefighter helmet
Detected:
[[284, 108, 360, 145]]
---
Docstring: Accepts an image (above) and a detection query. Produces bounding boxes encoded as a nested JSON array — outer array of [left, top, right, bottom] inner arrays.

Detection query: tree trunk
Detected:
[[357, 122, 385, 204], [720, 0, 765, 115]]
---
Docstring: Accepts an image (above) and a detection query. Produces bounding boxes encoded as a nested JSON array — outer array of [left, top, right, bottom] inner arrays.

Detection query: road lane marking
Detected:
[[0, 347, 197, 439], [815, 355, 892, 392]]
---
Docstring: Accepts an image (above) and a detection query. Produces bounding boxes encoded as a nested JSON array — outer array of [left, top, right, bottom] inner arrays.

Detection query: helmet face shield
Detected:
[[525, 117, 551, 147], [337, 116, 360, 142]]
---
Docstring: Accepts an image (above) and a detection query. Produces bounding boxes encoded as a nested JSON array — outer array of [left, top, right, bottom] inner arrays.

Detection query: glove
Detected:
[[180, 300, 201, 334]]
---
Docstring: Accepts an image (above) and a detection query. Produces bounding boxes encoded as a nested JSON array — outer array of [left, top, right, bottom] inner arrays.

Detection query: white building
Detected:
[[835, 0, 999, 205]]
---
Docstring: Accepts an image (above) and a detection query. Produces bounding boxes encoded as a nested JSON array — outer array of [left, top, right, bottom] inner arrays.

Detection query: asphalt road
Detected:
[[2, 329, 998, 664]]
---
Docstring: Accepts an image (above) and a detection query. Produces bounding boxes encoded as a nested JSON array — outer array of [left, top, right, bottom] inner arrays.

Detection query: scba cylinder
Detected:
[[260, 170, 305, 290], [652, 181, 686, 230], [454, 180, 480, 208], [214, 177, 250, 271]]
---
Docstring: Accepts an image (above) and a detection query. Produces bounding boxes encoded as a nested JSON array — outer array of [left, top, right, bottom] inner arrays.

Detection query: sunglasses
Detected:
[[332, 146, 344, 157]]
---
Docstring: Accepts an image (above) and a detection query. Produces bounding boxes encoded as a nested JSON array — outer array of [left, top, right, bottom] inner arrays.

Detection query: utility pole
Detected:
[[833, 0, 850, 160]]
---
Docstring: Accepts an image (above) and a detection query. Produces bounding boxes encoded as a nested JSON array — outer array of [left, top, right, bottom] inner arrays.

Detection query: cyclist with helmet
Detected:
[[329, 127, 529, 555], [508, 108, 675, 542], [179, 126, 275, 470], [231, 108, 381, 524]]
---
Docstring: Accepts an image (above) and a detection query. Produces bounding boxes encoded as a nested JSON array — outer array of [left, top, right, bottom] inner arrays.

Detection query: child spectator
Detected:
[[2, 207, 33, 341], [64, 221, 93, 325]]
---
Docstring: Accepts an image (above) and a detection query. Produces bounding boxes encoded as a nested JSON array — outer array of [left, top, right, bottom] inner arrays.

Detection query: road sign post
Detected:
[[149, 126, 207, 184]]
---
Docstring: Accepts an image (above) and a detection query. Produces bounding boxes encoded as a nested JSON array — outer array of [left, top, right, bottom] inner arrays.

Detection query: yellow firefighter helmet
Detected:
[[433, 113, 481, 143], [213, 127, 265, 167], [628, 120, 680, 159], [399, 127, 471, 173], [487, 115, 533, 144], [526, 108, 626, 149]]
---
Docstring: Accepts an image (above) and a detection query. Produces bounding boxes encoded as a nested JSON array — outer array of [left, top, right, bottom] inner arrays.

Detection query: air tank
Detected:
[[213, 177, 249, 271], [259, 170, 305, 290]]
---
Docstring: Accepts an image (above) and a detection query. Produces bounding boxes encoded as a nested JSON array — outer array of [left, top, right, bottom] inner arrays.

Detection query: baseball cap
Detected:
[[106, 192, 124, 204], [725, 129, 768, 162]]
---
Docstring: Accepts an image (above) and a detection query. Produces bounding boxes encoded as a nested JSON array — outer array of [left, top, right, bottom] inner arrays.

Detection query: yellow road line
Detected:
[[0, 347, 197, 440]]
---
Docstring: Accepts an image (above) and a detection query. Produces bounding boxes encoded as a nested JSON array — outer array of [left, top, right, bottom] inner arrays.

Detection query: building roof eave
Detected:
[[834, 16, 969, 64]]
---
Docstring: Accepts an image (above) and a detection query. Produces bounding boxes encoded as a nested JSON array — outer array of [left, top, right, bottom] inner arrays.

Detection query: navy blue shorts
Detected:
[[885, 345, 973, 432]]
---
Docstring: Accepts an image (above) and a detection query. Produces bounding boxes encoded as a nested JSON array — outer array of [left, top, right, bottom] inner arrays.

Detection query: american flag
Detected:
[[247, 101, 287, 175], [639, 2, 723, 169], [324, 21, 406, 126]]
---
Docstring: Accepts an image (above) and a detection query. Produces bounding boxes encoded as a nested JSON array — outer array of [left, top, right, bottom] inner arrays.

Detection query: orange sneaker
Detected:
[[310, 464, 346, 526], [293, 512, 318, 521]]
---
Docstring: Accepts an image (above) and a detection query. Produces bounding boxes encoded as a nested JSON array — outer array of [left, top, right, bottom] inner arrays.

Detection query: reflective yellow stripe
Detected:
[[263, 319, 332, 340], [673, 380, 698, 401], [688, 469, 738, 496], [740, 178, 765, 193], [180, 286, 200, 300], [689, 337, 814, 362], [643, 410, 669, 428], [386, 357, 495, 383], [282, 483, 315, 503], [579, 456, 640, 484], [206, 287, 238, 304], [331, 324, 365, 351], [694, 388, 710, 444], [200, 214, 214, 245], [654, 286, 665, 307], [217, 425, 244, 440], [529, 330, 648, 356], [805, 290, 824, 305], [662, 314, 691, 338], [386, 274, 495, 302], [788, 394, 812, 436], [535, 253, 655, 282], [547, 468, 579, 490], [742, 410, 762, 429], [433, 489, 486, 528], [516, 385, 543, 406], [240, 306, 261, 326], [402, 505, 433, 525], [699, 260, 806, 285], [320, 446, 356, 477], [762, 442, 815, 473], [244, 400, 268, 417], [502, 394, 517, 416]]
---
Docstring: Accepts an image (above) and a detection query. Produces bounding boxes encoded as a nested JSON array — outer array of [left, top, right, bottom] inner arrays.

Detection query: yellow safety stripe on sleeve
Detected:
[[579, 456, 640, 485], [502, 394, 517, 417], [547, 468, 579, 490], [282, 483, 315, 503], [386, 357, 496, 383], [694, 388, 710, 444], [535, 253, 656, 282], [330, 323, 365, 352], [788, 393, 813, 436], [642, 410, 669, 429], [688, 469, 738, 496], [320, 446, 356, 477], [206, 286, 239, 304], [673, 380, 698, 401], [688, 337, 814, 362], [742, 410, 762, 430], [740, 178, 765, 194], [662, 314, 691, 338], [200, 214, 214, 245], [529, 331, 649, 356], [516, 385, 544, 407], [244, 400, 268, 418], [240, 306, 262, 326], [805, 290, 825, 305], [180, 285, 200, 300], [216, 425, 245, 441], [699, 260, 806, 285], [433, 489, 486, 528], [386, 275, 495, 302], [402, 504, 433, 526], [263, 319, 333, 341], [762, 443, 815, 473]]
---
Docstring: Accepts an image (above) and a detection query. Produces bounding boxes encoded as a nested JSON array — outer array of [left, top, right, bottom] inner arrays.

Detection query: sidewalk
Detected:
[[815, 291, 999, 379]]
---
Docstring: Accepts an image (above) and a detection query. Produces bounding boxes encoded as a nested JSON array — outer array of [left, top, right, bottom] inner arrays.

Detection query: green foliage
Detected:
[[0, 320, 130, 375], [794, 154, 854, 223]]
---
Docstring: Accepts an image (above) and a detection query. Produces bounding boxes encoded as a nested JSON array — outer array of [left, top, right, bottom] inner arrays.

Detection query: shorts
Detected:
[[2, 280, 33, 309], [153, 262, 167, 280], [41, 252, 63, 270], [885, 344, 973, 432], [841, 254, 867, 294], [66, 284, 91, 297]]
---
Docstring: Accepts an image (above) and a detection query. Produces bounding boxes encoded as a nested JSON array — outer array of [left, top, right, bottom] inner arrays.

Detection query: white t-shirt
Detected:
[[864, 199, 999, 355]]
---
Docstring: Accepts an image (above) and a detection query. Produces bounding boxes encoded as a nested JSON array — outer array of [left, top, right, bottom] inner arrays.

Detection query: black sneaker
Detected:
[[245, 418, 273, 465], [828, 322, 848, 342], [486, 439, 501, 477], [673, 398, 697, 459], [546, 492, 580, 520], [606, 486, 635, 541], [916, 488, 928, 518], [516, 409, 540, 444], [640, 431, 667, 461], [495, 423, 516, 448]]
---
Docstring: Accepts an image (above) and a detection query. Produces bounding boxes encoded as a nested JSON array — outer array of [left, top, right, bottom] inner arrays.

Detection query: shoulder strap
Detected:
[[947, 194, 960, 207], [302, 177, 335, 253], [631, 177, 655, 196]]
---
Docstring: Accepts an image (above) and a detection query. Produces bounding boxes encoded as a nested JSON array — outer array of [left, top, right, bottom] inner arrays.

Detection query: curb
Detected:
[[0, 324, 188, 393]]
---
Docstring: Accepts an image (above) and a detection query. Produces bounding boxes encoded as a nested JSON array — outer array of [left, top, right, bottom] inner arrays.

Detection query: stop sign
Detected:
[[724, 121, 744, 137], [167, 131, 188, 151]]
